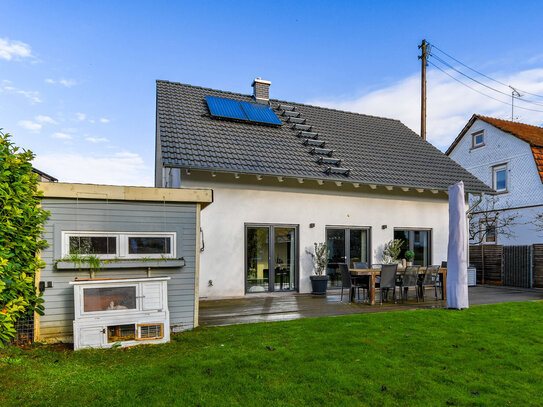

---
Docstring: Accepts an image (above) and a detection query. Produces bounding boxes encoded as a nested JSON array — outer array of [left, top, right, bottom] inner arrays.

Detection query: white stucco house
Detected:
[[447, 114, 543, 245], [155, 78, 491, 299]]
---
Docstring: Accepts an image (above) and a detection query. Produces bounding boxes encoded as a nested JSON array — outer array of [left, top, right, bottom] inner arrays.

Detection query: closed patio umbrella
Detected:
[[447, 181, 469, 309]]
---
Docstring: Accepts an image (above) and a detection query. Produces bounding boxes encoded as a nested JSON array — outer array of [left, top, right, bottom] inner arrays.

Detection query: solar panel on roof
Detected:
[[205, 96, 248, 121], [240, 101, 282, 125]]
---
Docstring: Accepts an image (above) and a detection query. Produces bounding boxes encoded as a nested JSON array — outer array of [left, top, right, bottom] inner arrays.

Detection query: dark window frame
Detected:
[[393, 228, 432, 266], [244, 223, 299, 294], [471, 130, 485, 149]]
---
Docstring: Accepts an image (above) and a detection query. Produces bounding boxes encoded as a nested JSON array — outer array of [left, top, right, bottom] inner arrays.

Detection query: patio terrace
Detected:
[[199, 285, 543, 326]]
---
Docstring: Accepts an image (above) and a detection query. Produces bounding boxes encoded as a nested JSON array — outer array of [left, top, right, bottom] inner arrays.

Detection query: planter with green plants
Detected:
[[306, 243, 329, 295], [55, 255, 186, 276]]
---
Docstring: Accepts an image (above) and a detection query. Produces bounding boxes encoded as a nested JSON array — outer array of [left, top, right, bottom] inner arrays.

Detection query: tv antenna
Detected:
[[509, 86, 521, 121]]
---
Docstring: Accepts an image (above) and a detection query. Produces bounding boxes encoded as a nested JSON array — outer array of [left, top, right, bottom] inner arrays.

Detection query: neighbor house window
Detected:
[[63, 232, 176, 259], [472, 130, 484, 148], [493, 164, 508, 192], [485, 224, 497, 243]]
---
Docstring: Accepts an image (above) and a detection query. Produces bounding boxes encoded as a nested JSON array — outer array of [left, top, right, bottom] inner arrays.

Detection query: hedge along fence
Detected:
[[0, 131, 49, 346]]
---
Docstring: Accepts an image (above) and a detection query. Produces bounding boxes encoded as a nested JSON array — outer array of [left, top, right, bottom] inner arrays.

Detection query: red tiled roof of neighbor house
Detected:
[[447, 114, 543, 183]]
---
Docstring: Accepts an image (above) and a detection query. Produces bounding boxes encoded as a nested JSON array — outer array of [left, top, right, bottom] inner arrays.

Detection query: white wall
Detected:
[[449, 118, 543, 245], [180, 174, 450, 298]]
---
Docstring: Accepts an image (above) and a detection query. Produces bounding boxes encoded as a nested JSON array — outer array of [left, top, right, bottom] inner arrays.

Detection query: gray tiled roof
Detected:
[[157, 80, 492, 194]]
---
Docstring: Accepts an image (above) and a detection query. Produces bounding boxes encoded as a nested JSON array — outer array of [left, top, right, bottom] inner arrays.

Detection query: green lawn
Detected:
[[1, 302, 543, 407]]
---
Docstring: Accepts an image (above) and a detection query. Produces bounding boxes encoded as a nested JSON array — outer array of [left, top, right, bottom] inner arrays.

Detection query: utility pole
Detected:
[[418, 39, 428, 140]]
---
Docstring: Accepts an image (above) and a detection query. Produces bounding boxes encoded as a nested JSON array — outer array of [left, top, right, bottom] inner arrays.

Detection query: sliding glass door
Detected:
[[326, 227, 370, 286], [394, 229, 431, 266], [246, 224, 298, 293]]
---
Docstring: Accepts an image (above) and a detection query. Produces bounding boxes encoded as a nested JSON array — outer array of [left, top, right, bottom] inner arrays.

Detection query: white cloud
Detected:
[[44, 78, 77, 87], [76, 112, 86, 121], [35, 115, 57, 124], [18, 120, 42, 132], [59, 78, 76, 87], [32, 152, 152, 186], [85, 136, 109, 143], [52, 132, 73, 139], [99, 118, 110, 123], [0, 38, 32, 61], [310, 67, 543, 151], [1, 84, 41, 103]]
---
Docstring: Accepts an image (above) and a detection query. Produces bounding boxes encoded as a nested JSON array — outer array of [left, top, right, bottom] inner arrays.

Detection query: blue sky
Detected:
[[2, 1, 543, 185]]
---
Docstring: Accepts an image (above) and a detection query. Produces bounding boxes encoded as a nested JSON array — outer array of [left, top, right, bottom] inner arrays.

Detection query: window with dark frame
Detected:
[[393, 229, 431, 266], [472, 130, 484, 148]]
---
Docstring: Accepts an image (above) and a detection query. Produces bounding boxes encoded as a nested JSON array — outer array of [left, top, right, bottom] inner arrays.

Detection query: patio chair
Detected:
[[379, 264, 398, 304], [398, 266, 420, 303], [339, 263, 366, 303], [352, 262, 370, 301], [418, 265, 440, 301], [353, 262, 368, 269]]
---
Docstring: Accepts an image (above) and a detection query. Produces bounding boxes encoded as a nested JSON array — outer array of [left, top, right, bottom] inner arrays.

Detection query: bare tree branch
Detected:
[[468, 195, 518, 245]]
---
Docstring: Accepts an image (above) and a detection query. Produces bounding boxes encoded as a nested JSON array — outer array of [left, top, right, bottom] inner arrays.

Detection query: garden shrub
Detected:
[[0, 131, 49, 346]]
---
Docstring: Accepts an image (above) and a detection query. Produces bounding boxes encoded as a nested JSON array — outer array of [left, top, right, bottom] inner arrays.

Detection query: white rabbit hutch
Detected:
[[70, 277, 170, 350]]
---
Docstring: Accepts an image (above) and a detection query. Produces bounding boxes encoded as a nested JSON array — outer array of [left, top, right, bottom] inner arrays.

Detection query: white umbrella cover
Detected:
[[447, 181, 469, 309]]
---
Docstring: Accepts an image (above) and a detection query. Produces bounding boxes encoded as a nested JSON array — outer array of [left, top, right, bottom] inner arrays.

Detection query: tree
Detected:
[[468, 195, 518, 284], [468, 195, 518, 245], [0, 131, 49, 346]]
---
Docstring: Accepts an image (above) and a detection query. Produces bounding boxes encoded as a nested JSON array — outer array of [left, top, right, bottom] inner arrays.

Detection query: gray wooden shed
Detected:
[[36, 182, 212, 343]]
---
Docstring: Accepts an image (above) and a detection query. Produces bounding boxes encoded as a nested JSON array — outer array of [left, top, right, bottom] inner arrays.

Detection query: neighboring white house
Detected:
[[155, 78, 491, 299], [447, 114, 543, 245]]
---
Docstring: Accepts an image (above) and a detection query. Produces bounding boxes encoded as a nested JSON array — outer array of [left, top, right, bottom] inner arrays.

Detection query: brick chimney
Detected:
[[252, 78, 271, 104]]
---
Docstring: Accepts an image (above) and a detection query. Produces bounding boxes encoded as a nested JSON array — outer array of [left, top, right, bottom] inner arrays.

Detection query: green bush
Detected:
[[0, 131, 49, 346]]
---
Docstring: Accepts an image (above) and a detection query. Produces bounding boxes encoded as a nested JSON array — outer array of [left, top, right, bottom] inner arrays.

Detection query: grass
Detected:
[[1, 302, 543, 407]]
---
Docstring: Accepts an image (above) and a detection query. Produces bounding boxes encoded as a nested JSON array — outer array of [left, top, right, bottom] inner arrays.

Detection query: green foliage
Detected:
[[306, 242, 329, 276], [405, 250, 415, 260], [0, 131, 49, 346], [382, 239, 404, 263]]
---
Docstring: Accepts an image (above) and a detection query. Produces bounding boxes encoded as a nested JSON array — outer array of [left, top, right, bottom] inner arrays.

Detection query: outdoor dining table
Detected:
[[349, 267, 448, 305]]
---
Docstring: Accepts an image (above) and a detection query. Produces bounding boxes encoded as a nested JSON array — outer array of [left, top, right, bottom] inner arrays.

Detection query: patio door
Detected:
[[326, 227, 370, 287], [394, 229, 431, 266], [245, 224, 298, 293]]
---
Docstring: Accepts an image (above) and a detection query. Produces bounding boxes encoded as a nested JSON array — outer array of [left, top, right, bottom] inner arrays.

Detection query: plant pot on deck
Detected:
[[310, 275, 329, 295]]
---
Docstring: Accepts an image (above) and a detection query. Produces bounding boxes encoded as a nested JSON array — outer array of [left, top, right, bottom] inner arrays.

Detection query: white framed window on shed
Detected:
[[472, 130, 485, 148], [492, 164, 508, 193], [62, 232, 176, 259]]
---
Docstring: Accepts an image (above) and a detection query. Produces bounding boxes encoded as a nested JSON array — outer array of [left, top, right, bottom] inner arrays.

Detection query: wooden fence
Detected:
[[469, 244, 543, 288], [502, 246, 532, 288], [469, 245, 503, 284]]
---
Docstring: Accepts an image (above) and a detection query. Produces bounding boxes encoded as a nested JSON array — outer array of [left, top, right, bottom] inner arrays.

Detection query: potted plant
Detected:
[[306, 242, 329, 295], [405, 250, 415, 266], [382, 239, 404, 264]]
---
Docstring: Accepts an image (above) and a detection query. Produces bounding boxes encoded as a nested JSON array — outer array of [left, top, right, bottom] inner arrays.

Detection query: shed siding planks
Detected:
[[39, 198, 198, 342]]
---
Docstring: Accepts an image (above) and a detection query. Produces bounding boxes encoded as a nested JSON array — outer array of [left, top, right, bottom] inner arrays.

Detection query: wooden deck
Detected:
[[199, 285, 543, 327]]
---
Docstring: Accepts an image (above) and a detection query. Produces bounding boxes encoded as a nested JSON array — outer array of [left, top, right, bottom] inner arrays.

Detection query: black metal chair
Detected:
[[379, 264, 398, 304], [418, 265, 441, 301], [339, 263, 365, 303], [398, 266, 420, 303]]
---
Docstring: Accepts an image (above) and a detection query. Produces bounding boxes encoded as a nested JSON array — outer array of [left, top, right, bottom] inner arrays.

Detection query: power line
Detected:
[[430, 53, 543, 108], [431, 43, 543, 100], [427, 60, 543, 113]]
